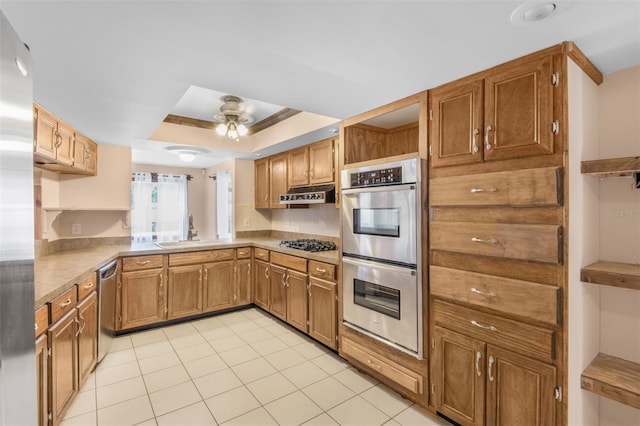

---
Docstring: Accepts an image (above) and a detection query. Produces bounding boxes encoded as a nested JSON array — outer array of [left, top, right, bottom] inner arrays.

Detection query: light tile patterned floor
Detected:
[[61, 308, 452, 426]]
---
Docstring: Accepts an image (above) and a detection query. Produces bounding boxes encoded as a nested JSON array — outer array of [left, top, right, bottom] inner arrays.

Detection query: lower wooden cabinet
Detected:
[[35, 334, 48, 426], [168, 264, 204, 319], [48, 309, 79, 426], [254, 260, 270, 310], [432, 326, 556, 426], [308, 277, 337, 350], [286, 270, 308, 333], [77, 292, 98, 386], [120, 268, 165, 330], [235, 258, 252, 306], [269, 265, 288, 321], [203, 260, 235, 312]]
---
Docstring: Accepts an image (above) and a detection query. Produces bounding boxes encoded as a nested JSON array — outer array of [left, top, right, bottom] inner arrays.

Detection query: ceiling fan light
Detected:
[[216, 123, 227, 135], [237, 124, 248, 136]]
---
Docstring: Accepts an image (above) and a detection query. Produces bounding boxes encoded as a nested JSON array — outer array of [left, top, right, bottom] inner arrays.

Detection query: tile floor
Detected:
[[61, 308, 452, 426]]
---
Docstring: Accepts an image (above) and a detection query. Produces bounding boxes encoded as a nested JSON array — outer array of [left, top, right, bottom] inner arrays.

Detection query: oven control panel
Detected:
[[349, 166, 402, 187]]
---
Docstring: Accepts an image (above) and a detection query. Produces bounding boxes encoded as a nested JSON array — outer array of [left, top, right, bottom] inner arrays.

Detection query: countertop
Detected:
[[34, 238, 339, 309]]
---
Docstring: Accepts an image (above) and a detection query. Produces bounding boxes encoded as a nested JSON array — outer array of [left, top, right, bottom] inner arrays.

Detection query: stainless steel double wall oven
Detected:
[[341, 158, 423, 358]]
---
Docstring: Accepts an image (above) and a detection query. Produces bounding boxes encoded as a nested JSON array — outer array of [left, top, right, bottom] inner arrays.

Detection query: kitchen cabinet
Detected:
[[430, 55, 555, 168], [286, 270, 308, 333], [289, 138, 335, 187], [433, 326, 556, 426], [288, 146, 309, 187], [120, 255, 166, 330], [34, 104, 74, 166], [235, 258, 252, 306], [254, 259, 270, 310], [35, 334, 48, 426], [203, 260, 235, 311], [269, 252, 308, 332], [73, 132, 98, 175], [76, 291, 98, 386], [167, 264, 203, 319], [48, 308, 79, 426], [269, 153, 288, 209], [308, 260, 337, 350], [269, 264, 288, 321], [254, 157, 270, 209]]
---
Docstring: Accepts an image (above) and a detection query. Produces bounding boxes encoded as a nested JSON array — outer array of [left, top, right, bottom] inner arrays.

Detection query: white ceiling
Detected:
[[2, 1, 639, 167]]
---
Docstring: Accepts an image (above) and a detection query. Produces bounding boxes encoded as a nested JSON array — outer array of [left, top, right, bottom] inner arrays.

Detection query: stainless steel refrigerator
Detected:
[[0, 10, 37, 426]]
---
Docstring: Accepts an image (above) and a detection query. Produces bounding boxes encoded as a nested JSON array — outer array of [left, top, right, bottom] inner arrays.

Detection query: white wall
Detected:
[[271, 204, 340, 238]]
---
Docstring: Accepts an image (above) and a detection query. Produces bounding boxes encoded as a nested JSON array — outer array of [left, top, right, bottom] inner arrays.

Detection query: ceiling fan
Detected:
[[214, 95, 255, 141]]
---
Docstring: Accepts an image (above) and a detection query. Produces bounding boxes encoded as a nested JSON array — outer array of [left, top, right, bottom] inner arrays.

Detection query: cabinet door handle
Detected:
[[199, 268, 202, 282], [470, 187, 497, 193], [488, 355, 495, 382], [310, 169, 314, 178], [307, 283, 311, 297], [159, 274, 163, 288], [471, 237, 498, 244], [247, 264, 251, 275], [475, 351, 482, 377], [74, 317, 82, 337], [204, 269, 208, 281], [484, 125, 493, 150], [59, 298, 72, 308], [135, 260, 151, 266], [471, 320, 498, 332], [35, 322, 38, 331], [315, 267, 326, 273], [265, 267, 269, 279], [471, 287, 496, 297], [282, 273, 287, 287], [54, 133, 62, 148], [472, 128, 479, 153], [83, 282, 94, 289], [264, 195, 269, 201]]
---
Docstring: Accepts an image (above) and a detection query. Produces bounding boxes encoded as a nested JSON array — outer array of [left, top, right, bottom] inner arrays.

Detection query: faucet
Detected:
[[187, 214, 198, 241]]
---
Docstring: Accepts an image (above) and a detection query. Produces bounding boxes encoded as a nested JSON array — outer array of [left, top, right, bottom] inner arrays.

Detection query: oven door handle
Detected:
[[342, 256, 416, 276], [341, 183, 416, 196]]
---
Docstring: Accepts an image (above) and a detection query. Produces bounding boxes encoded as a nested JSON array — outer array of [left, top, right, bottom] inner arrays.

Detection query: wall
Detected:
[[132, 163, 207, 240], [595, 65, 640, 426], [271, 204, 340, 238], [234, 159, 271, 234]]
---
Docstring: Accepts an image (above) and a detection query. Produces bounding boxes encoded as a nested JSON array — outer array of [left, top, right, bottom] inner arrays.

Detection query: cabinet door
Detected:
[[254, 158, 270, 209], [269, 265, 287, 321], [430, 80, 483, 168], [287, 270, 308, 333], [485, 345, 556, 426], [254, 260, 270, 310], [269, 153, 288, 209], [55, 120, 75, 166], [202, 261, 234, 312], [289, 146, 309, 187], [483, 55, 554, 161], [77, 292, 98, 387], [48, 309, 79, 425], [121, 269, 165, 329], [433, 326, 485, 426], [235, 259, 252, 306], [308, 277, 336, 349], [85, 140, 97, 175], [34, 106, 58, 160], [73, 133, 88, 171], [35, 334, 48, 426], [167, 264, 203, 319], [309, 138, 335, 184]]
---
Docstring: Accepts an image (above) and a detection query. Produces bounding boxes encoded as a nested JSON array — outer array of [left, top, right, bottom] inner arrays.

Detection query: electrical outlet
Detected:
[[71, 224, 81, 235]]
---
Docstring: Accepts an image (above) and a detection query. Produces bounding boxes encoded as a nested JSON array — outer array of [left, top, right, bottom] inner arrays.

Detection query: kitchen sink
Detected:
[[154, 240, 220, 249]]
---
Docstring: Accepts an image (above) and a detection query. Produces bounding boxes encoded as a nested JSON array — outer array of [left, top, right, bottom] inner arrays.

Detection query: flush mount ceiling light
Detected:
[[511, 1, 559, 24], [213, 95, 254, 141], [166, 146, 209, 162]]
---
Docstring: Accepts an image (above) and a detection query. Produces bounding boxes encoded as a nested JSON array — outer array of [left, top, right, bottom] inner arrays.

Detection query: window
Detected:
[[131, 173, 188, 243]]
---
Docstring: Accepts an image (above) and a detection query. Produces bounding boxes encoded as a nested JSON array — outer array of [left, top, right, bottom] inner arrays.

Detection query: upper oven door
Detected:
[[341, 183, 417, 266]]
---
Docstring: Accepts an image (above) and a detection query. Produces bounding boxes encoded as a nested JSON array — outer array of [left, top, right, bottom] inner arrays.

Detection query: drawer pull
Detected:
[[83, 282, 94, 289], [471, 320, 498, 332], [135, 260, 151, 266], [470, 287, 496, 297], [315, 267, 327, 273], [488, 355, 495, 382], [470, 187, 497, 193], [239, 251, 248, 256], [475, 351, 482, 377], [471, 237, 498, 244], [367, 359, 381, 370], [59, 298, 72, 308]]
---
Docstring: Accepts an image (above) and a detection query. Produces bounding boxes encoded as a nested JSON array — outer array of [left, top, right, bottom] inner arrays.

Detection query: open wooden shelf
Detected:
[[581, 156, 640, 177], [581, 261, 640, 290], [581, 353, 640, 409]]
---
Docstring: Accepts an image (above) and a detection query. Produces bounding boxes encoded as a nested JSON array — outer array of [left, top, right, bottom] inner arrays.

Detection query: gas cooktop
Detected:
[[279, 239, 337, 252]]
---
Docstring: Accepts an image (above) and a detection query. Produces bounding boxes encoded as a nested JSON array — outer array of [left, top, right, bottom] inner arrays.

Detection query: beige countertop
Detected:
[[35, 238, 339, 309]]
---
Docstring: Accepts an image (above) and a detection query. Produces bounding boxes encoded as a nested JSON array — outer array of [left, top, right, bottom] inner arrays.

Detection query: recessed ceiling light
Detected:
[[166, 146, 208, 162], [511, 2, 559, 24]]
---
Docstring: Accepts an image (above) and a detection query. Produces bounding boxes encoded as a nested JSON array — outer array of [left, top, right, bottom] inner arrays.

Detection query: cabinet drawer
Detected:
[[430, 222, 562, 264], [430, 167, 562, 207], [169, 249, 234, 266], [77, 272, 97, 301], [35, 305, 48, 338], [236, 247, 252, 259], [430, 266, 559, 325], [255, 248, 269, 261], [342, 337, 423, 395], [49, 286, 78, 324], [433, 299, 555, 362], [309, 260, 336, 281], [271, 251, 307, 272], [122, 255, 164, 271]]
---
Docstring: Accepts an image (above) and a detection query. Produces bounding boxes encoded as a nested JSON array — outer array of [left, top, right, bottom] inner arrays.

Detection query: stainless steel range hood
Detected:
[[279, 184, 336, 204]]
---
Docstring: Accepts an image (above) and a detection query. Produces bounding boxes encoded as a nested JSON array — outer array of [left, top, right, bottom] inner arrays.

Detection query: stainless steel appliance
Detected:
[[341, 158, 422, 358], [279, 184, 336, 204], [98, 260, 118, 362], [0, 11, 37, 425], [341, 159, 418, 266]]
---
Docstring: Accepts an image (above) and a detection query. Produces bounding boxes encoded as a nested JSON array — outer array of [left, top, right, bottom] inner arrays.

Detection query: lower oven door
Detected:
[[342, 256, 421, 357]]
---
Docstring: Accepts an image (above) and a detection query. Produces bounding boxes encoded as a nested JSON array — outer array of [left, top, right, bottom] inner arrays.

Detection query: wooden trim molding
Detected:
[[564, 41, 603, 85]]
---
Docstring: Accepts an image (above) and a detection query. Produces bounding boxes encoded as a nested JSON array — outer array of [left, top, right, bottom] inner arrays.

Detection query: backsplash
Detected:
[[270, 204, 340, 238]]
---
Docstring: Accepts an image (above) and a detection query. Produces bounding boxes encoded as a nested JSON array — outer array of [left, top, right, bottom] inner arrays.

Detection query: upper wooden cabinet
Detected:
[[289, 138, 336, 187], [288, 146, 309, 187], [430, 55, 556, 167], [254, 158, 270, 209], [33, 104, 98, 176], [269, 153, 288, 209]]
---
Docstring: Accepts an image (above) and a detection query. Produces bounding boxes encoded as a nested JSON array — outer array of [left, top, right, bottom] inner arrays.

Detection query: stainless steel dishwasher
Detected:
[[98, 260, 118, 362]]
